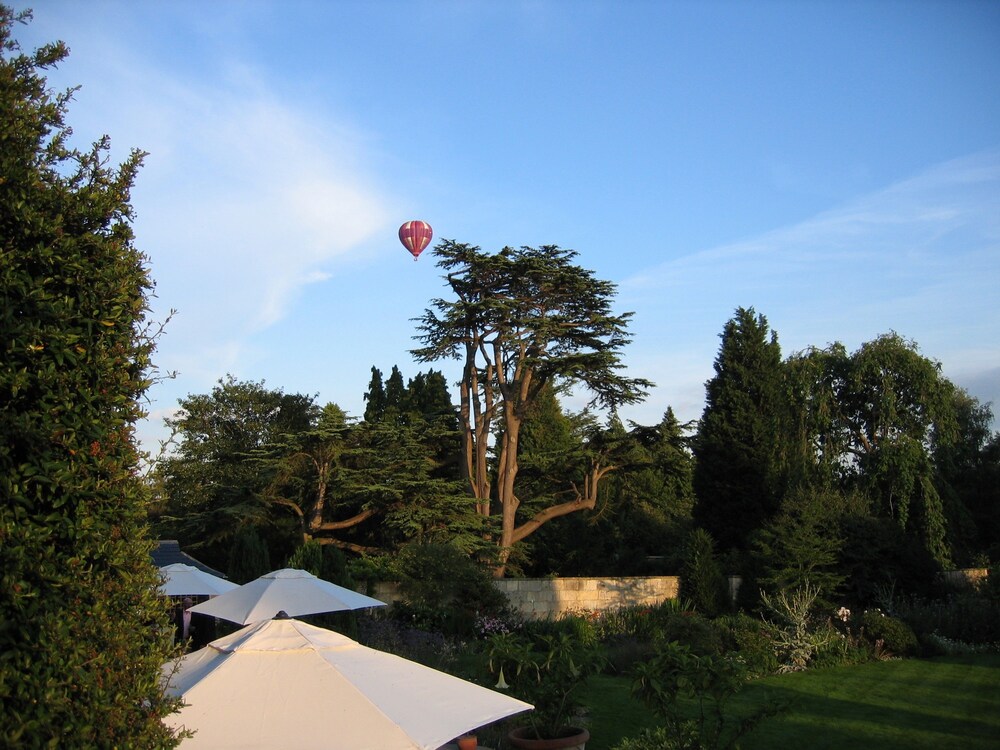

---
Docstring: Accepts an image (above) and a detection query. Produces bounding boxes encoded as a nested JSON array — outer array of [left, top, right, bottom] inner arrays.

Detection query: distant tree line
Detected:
[[692, 308, 997, 608], [150, 251, 998, 612]]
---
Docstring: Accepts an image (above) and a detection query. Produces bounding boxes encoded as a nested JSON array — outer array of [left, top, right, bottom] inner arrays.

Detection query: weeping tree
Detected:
[[790, 333, 959, 567], [412, 242, 651, 576], [933, 389, 999, 564]]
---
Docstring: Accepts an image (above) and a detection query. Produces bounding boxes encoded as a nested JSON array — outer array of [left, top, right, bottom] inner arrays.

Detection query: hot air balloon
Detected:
[[398, 220, 433, 261]]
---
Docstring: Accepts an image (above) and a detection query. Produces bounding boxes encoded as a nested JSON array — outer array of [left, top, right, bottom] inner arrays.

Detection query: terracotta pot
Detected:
[[507, 726, 589, 750], [457, 735, 477, 750]]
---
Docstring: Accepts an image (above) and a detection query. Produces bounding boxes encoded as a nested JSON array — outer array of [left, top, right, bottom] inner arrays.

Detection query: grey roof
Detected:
[[152, 540, 228, 579]]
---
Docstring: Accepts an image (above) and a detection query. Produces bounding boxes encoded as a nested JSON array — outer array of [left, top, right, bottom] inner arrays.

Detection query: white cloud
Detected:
[[137, 85, 391, 323], [35, 22, 402, 446], [66, 60, 398, 401]]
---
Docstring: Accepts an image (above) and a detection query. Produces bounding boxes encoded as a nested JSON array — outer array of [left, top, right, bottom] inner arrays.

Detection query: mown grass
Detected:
[[580, 654, 1000, 750]]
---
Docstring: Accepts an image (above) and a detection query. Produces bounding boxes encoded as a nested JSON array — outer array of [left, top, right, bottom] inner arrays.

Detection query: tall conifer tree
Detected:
[[384, 365, 407, 422], [693, 307, 790, 554], [363, 365, 387, 422]]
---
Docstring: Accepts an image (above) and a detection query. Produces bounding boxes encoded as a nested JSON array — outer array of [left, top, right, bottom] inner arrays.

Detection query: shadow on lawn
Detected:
[[736, 658, 1000, 750]]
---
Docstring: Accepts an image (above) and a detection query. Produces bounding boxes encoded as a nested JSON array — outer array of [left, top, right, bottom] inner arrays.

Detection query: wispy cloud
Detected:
[[620, 150, 1000, 424], [137, 85, 392, 328], [57, 42, 398, 387], [630, 150, 998, 291]]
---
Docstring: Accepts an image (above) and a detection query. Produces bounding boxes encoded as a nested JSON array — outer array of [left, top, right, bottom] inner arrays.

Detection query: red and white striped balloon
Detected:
[[398, 220, 433, 261]]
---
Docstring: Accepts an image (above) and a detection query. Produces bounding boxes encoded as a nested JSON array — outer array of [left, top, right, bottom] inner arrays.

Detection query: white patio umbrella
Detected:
[[158, 563, 239, 597], [162, 616, 532, 750], [186, 567, 385, 625]]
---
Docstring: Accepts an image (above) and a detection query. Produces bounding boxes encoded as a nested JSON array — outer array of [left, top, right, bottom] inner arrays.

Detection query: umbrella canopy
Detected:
[[186, 568, 385, 625], [162, 617, 532, 750], [159, 563, 239, 597]]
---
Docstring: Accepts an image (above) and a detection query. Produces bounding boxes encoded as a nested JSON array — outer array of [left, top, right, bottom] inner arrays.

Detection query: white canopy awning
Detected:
[[163, 617, 532, 750], [159, 563, 238, 597], [186, 568, 385, 624]]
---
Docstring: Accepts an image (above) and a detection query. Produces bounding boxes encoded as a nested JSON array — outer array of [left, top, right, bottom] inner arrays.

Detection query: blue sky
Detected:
[[20, 0, 1000, 451]]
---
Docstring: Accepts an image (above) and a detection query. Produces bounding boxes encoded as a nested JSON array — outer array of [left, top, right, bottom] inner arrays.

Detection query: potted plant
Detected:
[[486, 630, 604, 749]]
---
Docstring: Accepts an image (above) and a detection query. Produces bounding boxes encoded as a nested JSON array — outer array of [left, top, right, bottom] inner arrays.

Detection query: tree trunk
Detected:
[[495, 405, 522, 576]]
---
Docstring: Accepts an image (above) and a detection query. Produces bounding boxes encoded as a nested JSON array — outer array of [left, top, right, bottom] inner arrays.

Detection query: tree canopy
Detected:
[[153, 370, 481, 568], [691, 310, 995, 601], [788, 333, 960, 567], [412, 241, 652, 574], [152, 376, 316, 570]]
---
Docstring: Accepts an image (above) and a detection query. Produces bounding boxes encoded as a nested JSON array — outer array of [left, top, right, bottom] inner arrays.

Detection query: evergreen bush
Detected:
[[227, 526, 272, 584], [859, 610, 919, 657], [287, 540, 359, 636], [0, 9, 180, 745], [393, 542, 509, 635], [679, 528, 731, 617], [716, 613, 780, 677], [655, 611, 725, 656]]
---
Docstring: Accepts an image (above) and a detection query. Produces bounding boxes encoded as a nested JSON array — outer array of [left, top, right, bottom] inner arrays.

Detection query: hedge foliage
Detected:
[[0, 8, 180, 746]]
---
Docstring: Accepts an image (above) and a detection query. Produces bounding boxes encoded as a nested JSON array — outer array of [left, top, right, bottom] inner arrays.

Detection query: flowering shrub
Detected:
[[475, 612, 522, 639], [810, 624, 874, 669], [485, 630, 605, 739]]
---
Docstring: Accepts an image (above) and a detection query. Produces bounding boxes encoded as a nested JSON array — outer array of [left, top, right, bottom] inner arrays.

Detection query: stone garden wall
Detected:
[[939, 568, 990, 588], [370, 569, 988, 621], [372, 576, 681, 620], [492, 576, 680, 619]]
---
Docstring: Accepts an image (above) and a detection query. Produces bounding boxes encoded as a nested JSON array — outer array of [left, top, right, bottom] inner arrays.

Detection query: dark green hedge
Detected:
[[0, 9, 180, 746]]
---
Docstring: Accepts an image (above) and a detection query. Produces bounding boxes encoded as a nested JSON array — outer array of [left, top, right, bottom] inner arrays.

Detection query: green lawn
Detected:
[[581, 654, 1000, 750]]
